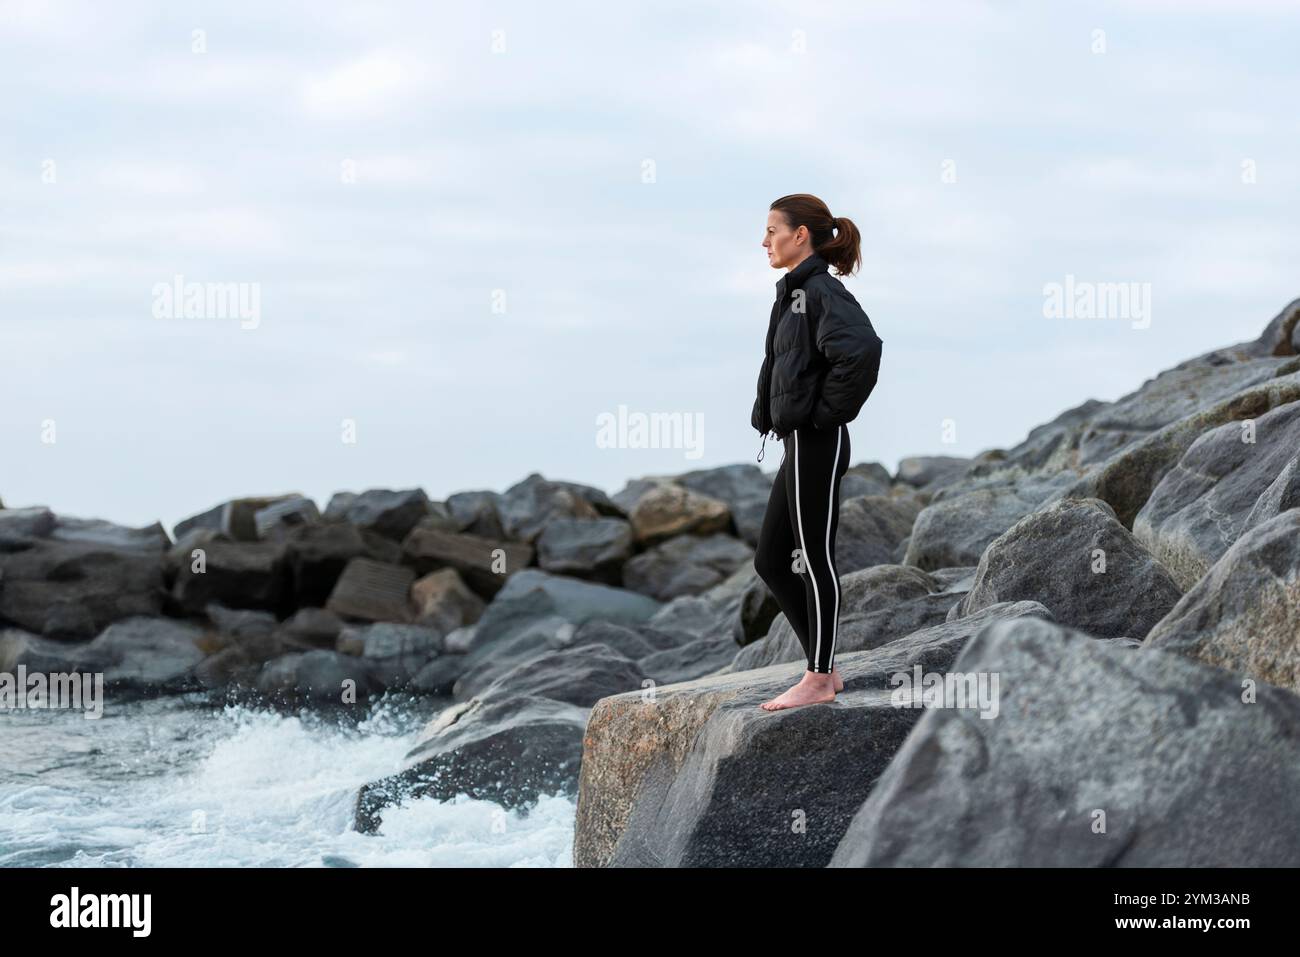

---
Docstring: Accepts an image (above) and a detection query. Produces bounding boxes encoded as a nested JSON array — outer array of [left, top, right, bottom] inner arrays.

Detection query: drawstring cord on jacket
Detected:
[[757, 429, 776, 463]]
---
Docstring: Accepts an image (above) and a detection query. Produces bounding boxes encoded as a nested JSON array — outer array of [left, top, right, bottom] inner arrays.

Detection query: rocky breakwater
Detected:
[[8, 298, 1300, 863], [349, 462, 929, 832], [575, 297, 1300, 867], [1, 457, 928, 836]]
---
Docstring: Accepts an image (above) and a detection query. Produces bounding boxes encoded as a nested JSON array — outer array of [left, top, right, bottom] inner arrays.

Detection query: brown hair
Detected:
[[769, 193, 862, 277]]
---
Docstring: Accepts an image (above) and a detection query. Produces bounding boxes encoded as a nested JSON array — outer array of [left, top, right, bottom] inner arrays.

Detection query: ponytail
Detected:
[[819, 215, 862, 278]]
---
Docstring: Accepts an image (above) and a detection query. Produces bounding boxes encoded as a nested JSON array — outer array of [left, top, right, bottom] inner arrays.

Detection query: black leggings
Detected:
[[753, 423, 851, 674]]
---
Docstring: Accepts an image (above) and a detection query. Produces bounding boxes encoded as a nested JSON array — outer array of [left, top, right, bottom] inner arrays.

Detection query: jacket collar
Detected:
[[775, 251, 829, 298]]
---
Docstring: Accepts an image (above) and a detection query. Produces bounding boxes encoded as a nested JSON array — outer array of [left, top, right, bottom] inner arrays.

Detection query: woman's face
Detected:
[[763, 210, 807, 270]]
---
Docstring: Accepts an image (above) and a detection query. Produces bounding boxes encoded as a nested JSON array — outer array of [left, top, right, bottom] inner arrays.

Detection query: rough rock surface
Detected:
[[950, 498, 1183, 640], [1132, 399, 1300, 588], [573, 600, 1052, 867], [830, 616, 1300, 866], [1144, 509, 1300, 694]]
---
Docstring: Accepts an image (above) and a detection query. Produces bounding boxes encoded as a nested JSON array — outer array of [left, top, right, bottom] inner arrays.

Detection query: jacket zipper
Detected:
[[756, 287, 785, 463]]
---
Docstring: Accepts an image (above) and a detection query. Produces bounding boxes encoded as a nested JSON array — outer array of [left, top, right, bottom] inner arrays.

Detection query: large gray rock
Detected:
[[401, 502, 460, 538], [1049, 366, 1300, 527], [47, 516, 170, 552], [353, 694, 589, 833], [169, 538, 287, 615], [205, 603, 278, 640], [255, 649, 383, 705], [835, 495, 920, 571], [337, 622, 443, 688], [950, 498, 1183, 640], [930, 565, 978, 593], [0, 540, 165, 640], [444, 490, 507, 540], [408, 568, 485, 636], [1133, 399, 1300, 588], [615, 565, 761, 683], [894, 456, 971, 492], [1074, 349, 1299, 467], [401, 526, 533, 599], [930, 463, 1078, 508], [643, 563, 754, 642], [323, 488, 431, 541], [830, 616, 1300, 866], [565, 618, 685, 662], [903, 482, 1041, 571], [634, 632, 739, 687], [1144, 509, 1300, 694], [496, 472, 622, 544], [467, 568, 662, 652], [621, 481, 732, 545], [622, 532, 753, 601], [274, 607, 345, 650], [75, 616, 209, 694], [477, 643, 647, 708], [324, 557, 414, 623], [281, 521, 399, 607], [0, 506, 57, 543], [1239, 296, 1300, 358], [952, 303, 1300, 491], [408, 650, 473, 695], [535, 516, 635, 584], [671, 464, 780, 547], [194, 605, 310, 685], [986, 398, 1112, 474], [444, 569, 662, 699], [0, 626, 92, 673], [840, 462, 894, 499], [174, 495, 299, 542], [449, 615, 588, 701], [556, 566, 754, 686], [253, 496, 320, 542], [639, 639, 743, 686], [573, 600, 1052, 867], [454, 569, 748, 699]]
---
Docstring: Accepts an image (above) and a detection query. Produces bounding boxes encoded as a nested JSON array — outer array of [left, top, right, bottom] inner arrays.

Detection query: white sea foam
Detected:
[[0, 695, 575, 868]]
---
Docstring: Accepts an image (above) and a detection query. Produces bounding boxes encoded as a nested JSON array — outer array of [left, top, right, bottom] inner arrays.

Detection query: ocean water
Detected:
[[0, 694, 575, 868]]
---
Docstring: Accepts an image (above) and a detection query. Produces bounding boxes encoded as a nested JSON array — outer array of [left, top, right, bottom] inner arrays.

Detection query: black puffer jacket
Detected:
[[750, 252, 883, 461]]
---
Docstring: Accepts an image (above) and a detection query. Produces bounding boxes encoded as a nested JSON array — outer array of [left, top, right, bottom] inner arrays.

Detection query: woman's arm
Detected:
[[810, 285, 883, 431], [750, 364, 767, 433]]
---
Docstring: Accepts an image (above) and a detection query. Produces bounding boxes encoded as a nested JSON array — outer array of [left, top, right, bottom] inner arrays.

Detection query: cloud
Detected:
[[95, 162, 207, 196], [300, 51, 435, 117], [1, 0, 1297, 534], [1049, 157, 1214, 195]]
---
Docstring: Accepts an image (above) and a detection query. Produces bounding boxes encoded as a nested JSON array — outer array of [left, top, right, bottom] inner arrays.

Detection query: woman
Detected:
[[751, 194, 883, 711]]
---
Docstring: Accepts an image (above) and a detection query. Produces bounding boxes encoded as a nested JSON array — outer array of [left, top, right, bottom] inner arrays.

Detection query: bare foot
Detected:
[[760, 670, 837, 711], [831, 666, 843, 693]]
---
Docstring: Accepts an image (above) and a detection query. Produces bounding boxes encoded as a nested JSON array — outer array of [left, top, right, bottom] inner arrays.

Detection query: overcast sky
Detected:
[[3, 0, 1298, 535]]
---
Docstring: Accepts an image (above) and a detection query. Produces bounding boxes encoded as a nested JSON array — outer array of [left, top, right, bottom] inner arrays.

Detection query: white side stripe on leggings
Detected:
[[791, 426, 843, 672], [824, 427, 842, 670]]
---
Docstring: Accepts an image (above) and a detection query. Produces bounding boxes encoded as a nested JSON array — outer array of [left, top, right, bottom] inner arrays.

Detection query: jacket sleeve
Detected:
[[810, 286, 882, 431], [750, 356, 770, 434]]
